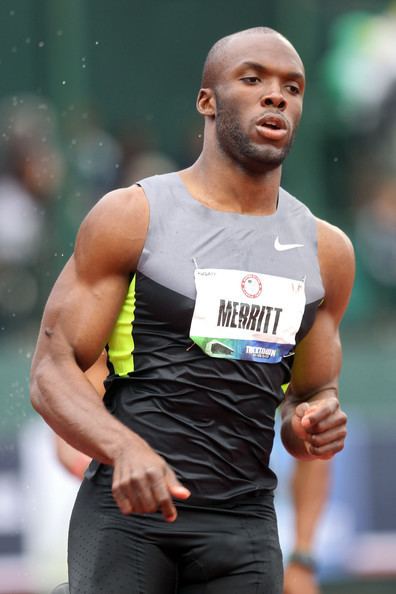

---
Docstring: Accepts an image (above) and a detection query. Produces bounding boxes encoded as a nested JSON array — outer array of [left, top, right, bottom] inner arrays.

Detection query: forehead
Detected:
[[219, 33, 304, 79]]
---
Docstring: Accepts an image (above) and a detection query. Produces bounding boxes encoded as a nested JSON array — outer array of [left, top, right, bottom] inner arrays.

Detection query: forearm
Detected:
[[31, 356, 145, 465], [291, 459, 330, 551]]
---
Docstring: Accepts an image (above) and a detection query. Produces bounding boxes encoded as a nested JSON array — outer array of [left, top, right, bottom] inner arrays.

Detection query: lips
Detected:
[[255, 112, 288, 141]]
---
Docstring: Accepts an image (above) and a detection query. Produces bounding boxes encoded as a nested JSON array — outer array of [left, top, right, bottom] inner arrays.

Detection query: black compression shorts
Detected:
[[68, 477, 283, 594]]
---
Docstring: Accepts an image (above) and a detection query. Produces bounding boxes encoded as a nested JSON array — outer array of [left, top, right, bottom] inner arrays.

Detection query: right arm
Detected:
[[30, 185, 190, 520], [54, 350, 107, 480]]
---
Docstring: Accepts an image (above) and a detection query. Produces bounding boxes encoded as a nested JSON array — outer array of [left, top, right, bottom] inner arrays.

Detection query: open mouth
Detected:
[[256, 113, 287, 130], [264, 121, 281, 130], [255, 113, 288, 140]]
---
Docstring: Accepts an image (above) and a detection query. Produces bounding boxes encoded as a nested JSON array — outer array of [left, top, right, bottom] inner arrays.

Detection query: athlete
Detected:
[[31, 27, 354, 594]]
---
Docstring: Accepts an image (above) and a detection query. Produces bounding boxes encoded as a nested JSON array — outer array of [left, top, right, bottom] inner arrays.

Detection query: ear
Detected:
[[196, 88, 216, 117]]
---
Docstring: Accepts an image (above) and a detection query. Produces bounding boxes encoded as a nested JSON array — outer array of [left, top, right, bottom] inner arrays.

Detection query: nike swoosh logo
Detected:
[[274, 236, 304, 251]]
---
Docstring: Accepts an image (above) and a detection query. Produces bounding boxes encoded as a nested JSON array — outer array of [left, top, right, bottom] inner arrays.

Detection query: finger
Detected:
[[306, 437, 345, 458], [294, 402, 310, 420], [115, 492, 134, 515], [147, 468, 178, 522], [306, 411, 347, 435], [129, 474, 158, 513], [307, 425, 347, 449], [113, 468, 156, 515], [301, 398, 339, 429], [165, 467, 191, 500], [112, 472, 134, 515]]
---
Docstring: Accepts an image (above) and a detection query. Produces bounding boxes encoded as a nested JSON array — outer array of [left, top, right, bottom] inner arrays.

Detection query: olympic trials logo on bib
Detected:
[[241, 274, 262, 298]]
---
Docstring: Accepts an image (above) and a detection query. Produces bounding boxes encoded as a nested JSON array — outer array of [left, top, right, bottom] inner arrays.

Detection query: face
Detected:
[[209, 33, 305, 172]]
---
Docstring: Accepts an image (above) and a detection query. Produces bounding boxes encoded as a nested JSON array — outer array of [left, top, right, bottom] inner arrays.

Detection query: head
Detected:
[[0, 95, 64, 200], [197, 27, 305, 173]]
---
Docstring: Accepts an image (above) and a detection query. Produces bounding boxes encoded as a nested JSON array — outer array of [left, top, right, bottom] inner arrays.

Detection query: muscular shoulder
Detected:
[[75, 184, 149, 278], [316, 218, 355, 319]]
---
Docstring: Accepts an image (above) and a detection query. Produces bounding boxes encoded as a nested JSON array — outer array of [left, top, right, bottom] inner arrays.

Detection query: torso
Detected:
[[96, 172, 324, 505]]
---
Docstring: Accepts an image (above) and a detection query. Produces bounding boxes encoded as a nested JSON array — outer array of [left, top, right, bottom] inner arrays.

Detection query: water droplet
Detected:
[[38, 41, 45, 48]]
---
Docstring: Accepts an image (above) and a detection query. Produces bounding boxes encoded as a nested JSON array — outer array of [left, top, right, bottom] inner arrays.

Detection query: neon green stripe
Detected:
[[281, 382, 289, 394], [107, 275, 136, 376]]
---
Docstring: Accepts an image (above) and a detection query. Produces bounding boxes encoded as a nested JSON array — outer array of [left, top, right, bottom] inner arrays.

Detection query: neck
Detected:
[[180, 142, 282, 216]]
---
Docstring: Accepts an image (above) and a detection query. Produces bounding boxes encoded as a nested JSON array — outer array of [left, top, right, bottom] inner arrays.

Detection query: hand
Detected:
[[55, 435, 91, 480], [292, 396, 347, 459], [283, 563, 321, 594], [111, 439, 190, 522]]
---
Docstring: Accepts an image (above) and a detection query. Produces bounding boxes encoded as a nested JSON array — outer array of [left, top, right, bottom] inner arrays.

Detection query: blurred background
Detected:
[[0, 0, 395, 592]]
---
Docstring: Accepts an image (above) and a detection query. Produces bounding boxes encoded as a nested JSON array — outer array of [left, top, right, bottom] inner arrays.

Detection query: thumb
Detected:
[[166, 467, 191, 500], [295, 402, 316, 430], [295, 402, 310, 420]]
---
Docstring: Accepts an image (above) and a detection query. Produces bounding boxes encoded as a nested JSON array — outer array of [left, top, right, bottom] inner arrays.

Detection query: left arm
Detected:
[[281, 220, 355, 460]]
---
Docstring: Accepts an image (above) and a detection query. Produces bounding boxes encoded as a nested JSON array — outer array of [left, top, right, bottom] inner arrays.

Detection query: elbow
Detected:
[[30, 359, 51, 415], [30, 372, 44, 414]]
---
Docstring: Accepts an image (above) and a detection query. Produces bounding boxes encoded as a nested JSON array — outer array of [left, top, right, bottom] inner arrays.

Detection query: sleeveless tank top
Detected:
[[95, 172, 324, 505]]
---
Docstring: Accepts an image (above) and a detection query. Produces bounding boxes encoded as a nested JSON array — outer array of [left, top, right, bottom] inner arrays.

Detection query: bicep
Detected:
[[33, 185, 148, 372], [289, 305, 342, 398], [35, 255, 130, 371]]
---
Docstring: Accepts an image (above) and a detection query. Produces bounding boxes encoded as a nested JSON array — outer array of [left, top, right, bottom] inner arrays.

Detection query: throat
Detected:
[[179, 163, 280, 216]]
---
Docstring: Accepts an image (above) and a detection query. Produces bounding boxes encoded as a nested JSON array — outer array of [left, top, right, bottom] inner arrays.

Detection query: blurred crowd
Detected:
[[322, 2, 396, 317], [0, 94, 200, 338]]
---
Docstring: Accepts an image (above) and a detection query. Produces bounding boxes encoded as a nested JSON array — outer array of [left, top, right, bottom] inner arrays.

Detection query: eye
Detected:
[[241, 76, 261, 85], [286, 84, 301, 95]]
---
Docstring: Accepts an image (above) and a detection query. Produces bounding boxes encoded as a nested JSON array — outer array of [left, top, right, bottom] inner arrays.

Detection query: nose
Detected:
[[261, 87, 287, 111]]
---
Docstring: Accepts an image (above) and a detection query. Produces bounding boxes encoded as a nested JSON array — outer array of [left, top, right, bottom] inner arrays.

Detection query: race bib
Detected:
[[190, 268, 306, 364]]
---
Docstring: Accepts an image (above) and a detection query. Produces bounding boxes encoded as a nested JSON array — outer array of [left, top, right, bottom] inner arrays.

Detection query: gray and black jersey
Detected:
[[97, 172, 324, 506]]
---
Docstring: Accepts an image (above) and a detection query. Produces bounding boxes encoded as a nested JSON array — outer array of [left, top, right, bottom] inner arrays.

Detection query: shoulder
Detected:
[[316, 218, 354, 271], [80, 184, 148, 229], [75, 184, 149, 277], [316, 218, 355, 318]]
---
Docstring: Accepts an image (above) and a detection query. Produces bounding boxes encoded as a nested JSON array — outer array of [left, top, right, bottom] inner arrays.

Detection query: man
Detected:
[[31, 27, 354, 594]]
